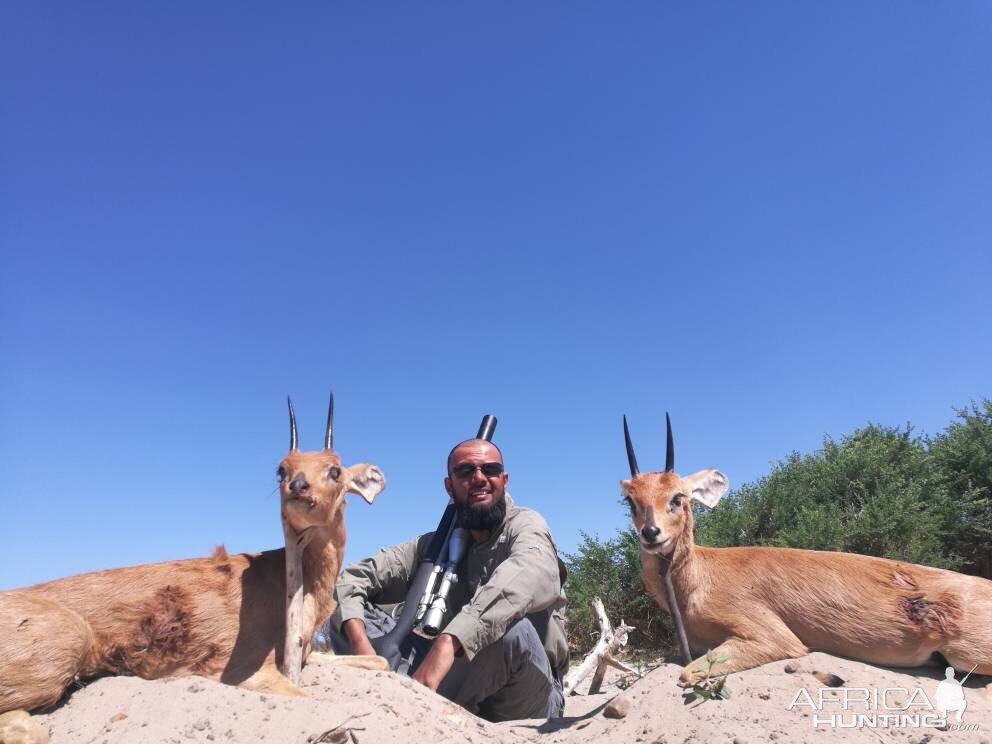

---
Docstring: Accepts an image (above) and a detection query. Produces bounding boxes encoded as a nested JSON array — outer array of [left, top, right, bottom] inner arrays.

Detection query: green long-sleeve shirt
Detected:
[[332, 494, 569, 677]]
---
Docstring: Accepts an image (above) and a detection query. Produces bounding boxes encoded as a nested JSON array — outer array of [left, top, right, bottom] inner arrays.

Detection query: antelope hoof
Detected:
[[308, 652, 390, 672], [678, 663, 708, 688], [338, 655, 390, 672]]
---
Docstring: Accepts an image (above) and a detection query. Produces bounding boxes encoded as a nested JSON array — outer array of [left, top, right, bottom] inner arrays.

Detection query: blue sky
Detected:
[[2, 3, 990, 589]]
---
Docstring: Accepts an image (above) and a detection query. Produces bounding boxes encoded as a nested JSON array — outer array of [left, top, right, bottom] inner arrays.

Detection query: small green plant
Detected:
[[683, 650, 732, 703]]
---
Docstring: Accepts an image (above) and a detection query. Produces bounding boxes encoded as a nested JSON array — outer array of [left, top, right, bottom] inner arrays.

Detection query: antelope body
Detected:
[[621, 415, 992, 687], [0, 395, 387, 714]]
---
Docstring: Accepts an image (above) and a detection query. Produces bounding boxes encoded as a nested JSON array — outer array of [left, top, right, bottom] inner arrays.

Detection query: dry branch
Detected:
[[281, 522, 312, 686], [563, 597, 638, 695]]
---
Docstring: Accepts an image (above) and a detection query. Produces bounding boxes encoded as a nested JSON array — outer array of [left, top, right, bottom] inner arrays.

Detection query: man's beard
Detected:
[[456, 495, 507, 531]]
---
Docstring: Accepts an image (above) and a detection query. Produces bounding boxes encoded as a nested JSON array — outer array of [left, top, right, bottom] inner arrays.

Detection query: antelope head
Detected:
[[278, 393, 385, 533], [620, 414, 729, 557]]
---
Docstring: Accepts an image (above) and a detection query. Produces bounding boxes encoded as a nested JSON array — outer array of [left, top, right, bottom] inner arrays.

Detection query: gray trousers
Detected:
[[332, 606, 564, 722]]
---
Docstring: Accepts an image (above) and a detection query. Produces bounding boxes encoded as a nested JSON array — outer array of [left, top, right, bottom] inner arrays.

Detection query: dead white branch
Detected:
[[281, 522, 312, 686], [563, 597, 639, 695]]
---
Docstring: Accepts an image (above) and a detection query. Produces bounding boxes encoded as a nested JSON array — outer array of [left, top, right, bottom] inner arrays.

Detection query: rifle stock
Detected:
[[371, 503, 456, 668]]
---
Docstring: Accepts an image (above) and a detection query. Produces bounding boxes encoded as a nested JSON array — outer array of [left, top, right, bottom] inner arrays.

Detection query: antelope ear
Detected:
[[620, 479, 634, 498], [684, 469, 728, 509], [345, 464, 386, 504]]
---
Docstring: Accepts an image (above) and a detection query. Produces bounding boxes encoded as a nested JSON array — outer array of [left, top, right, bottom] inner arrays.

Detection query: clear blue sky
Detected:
[[2, 3, 990, 589]]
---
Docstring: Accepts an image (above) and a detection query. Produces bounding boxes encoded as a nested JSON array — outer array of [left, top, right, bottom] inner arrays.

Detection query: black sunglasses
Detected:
[[451, 462, 504, 479]]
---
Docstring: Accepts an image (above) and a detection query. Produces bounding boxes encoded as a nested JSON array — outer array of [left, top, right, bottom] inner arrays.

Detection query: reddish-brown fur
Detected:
[[622, 469, 992, 686], [0, 448, 386, 714]]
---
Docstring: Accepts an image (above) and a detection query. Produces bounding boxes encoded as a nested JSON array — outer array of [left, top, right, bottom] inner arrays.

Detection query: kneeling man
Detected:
[[331, 437, 568, 721]]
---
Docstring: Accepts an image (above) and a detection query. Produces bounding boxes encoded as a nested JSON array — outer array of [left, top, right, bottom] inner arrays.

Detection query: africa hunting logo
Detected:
[[787, 665, 980, 731]]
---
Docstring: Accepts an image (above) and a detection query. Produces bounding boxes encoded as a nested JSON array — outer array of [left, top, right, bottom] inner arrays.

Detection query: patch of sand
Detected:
[[30, 652, 991, 744]]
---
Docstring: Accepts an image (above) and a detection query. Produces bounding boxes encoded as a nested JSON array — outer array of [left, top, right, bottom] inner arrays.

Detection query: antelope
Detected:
[[620, 414, 992, 687], [0, 394, 388, 715]]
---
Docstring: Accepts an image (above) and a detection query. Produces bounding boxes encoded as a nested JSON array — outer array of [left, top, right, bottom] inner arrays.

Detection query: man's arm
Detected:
[[441, 510, 563, 662], [342, 618, 377, 655], [331, 534, 430, 636], [411, 633, 462, 690]]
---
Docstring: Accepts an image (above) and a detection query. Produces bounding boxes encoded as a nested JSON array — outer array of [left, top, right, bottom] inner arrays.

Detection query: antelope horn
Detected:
[[323, 390, 334, 450], [665, 412, 674, 472], [287, 396, 299, 452], [624, 415, 639, 477]]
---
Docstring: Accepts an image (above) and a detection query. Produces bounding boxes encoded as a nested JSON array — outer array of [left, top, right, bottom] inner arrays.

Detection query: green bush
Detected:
[[928, 400, 992, 577], [695, 423, 958, 569]]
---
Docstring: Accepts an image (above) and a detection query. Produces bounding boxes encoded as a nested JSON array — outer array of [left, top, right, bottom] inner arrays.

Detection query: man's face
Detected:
[[444, 440, 508, 512]]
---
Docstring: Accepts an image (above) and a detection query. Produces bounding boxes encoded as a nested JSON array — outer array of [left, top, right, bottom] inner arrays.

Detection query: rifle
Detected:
[[371, 414, 497, 671]]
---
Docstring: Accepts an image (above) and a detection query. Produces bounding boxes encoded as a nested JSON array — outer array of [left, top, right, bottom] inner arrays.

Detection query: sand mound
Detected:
[[29, 652, 990, 744]]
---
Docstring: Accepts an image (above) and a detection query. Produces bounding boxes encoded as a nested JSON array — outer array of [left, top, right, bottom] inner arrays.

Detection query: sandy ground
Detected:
[[25, 652, 991, 744]]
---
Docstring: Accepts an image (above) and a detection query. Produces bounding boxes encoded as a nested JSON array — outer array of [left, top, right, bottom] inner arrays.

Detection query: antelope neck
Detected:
[[299, 518, 346, 620], [659, 519, 696, 585]]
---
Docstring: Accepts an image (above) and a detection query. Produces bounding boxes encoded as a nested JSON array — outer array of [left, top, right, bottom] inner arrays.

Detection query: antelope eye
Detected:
[[276, 466, 287, 480], [327, 466, 341, 481], [671, 493, 684, 509], [624, 496, 636, 515]]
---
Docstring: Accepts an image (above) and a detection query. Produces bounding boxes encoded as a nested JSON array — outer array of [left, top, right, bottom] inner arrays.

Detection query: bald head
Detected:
[[446, 439, 504, 474]]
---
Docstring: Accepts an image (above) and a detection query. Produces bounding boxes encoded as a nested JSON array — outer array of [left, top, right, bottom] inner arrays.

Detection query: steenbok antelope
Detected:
[[0, 394, 387, 715], [621, 414, 992, 687]]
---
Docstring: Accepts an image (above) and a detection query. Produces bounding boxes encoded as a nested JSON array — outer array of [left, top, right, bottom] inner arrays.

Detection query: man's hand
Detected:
[[342, 618, 376, 656], [411, 634, 461, 692]]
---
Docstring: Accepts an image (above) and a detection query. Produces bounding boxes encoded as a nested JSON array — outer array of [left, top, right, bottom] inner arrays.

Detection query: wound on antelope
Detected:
[[138, 585, 192, 660], [900, 594, 961, 636]]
